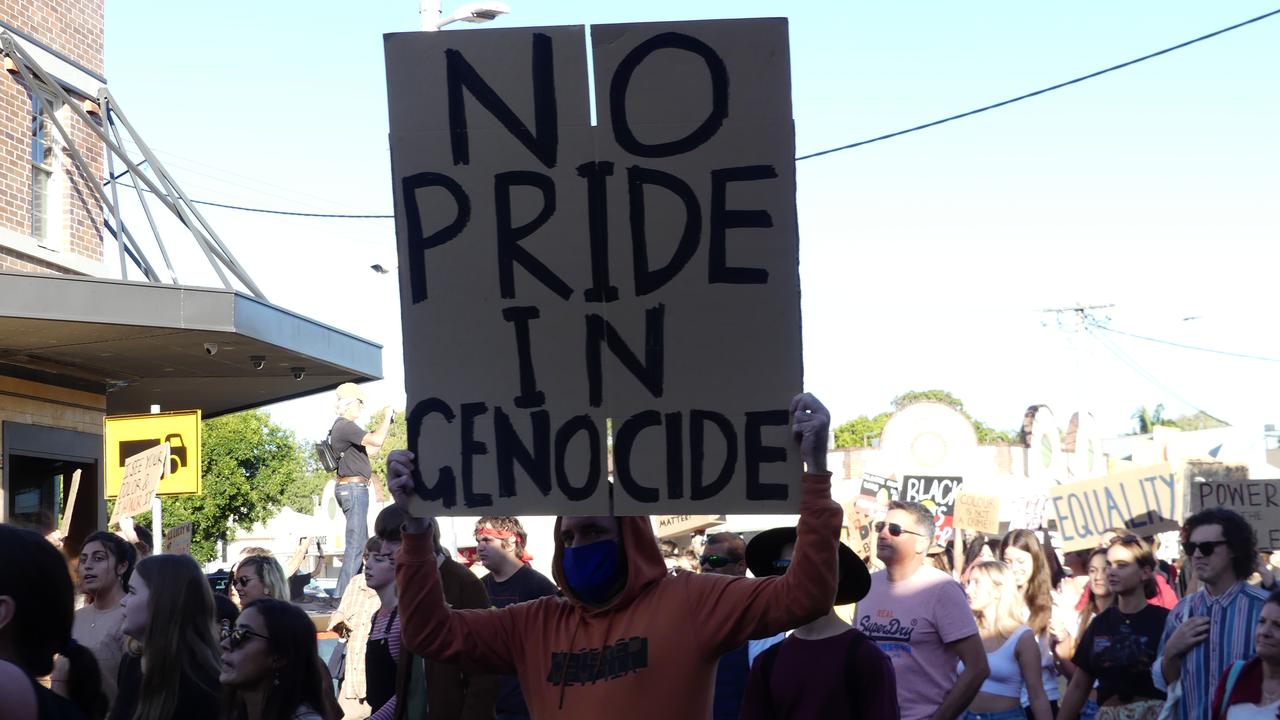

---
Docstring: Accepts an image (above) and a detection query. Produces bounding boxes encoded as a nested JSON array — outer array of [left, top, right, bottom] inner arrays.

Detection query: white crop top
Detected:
[[958, 625, 1032, 698]]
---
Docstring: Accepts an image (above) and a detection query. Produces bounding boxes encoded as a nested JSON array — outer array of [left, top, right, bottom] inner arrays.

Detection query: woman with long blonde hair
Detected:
[[961, 561, 1052, 720], [1000, 529, 1063, 713], [231, 554, 289, 608]]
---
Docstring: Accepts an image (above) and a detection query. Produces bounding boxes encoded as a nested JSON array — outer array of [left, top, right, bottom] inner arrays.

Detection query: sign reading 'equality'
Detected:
[[1048, 464, 1181, 552], [385, 20, 802, 515]]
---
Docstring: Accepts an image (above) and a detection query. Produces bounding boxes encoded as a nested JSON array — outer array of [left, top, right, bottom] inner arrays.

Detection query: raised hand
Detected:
[[789, 392, 831, 474]]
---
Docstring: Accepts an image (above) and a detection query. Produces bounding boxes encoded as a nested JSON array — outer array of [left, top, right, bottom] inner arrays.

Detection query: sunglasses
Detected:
[[772, 558, 792, 571], [1183, 540, 1229, 557], [1109, 534, 1142, 545], [875, 521, 926, 538], [220, 625, 270, 650], [232, 575, 255, 589], [699, 554, 738, 569]]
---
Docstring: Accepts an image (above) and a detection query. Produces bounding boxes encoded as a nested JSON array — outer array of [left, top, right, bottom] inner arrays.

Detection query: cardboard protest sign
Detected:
[[386, 20, 802, 515], [164, 521, 193, 555], [1008, 495, 1051, 531], [953, 492, 1001, 534], [899, 475, 962, 545], [655, 514, 725, 538], [1048, 463, 1180, 552], [57, 469, 82, 537], [842, 498, 876, 560], [1193, 480, 1280, 550], [110, 443, 169, 525]]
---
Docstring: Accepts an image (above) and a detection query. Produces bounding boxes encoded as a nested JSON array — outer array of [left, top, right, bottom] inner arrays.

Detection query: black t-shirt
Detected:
[[330, 418, 372, 479], [1072, 604, 1169, 704], [482, 564, 559, 713]]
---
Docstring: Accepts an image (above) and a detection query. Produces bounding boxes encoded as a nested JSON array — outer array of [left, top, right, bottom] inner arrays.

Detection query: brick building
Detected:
[[0, 1, 381, 550]]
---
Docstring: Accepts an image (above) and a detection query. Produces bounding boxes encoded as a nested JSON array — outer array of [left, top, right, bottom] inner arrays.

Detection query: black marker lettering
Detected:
[[628, 166, 701, 296], [745, 409, 789, 501], [614, 410, 661, 503], [494, 407, 552, 498], [501, 306, 545, 408], [709, 165, 775, 285], [402, 172, 470, 304], [495, 171, 572, 301], [585, 303, 666, 408], [446, 32, 558, 168], [405, 397, 458, 508], [689, 409, 736, 501], [460, 402, 492, 508], [554, 415, 601, 502], [577, 161, 619, 303], [609, 32, 729, 158]]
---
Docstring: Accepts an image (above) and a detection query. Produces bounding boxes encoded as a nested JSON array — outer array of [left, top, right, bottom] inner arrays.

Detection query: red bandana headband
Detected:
[[476, 528, 533, 563]]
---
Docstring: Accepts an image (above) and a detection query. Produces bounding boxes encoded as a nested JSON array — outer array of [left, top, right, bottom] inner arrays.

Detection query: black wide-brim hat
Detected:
[[746, 527, 871, 606]]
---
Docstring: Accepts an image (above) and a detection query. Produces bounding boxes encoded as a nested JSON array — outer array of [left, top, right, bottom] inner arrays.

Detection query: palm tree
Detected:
[[1131, 403, 1167, 435]]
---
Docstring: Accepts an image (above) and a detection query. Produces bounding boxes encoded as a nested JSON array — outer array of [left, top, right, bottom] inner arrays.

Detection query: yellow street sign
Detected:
[[105, 411, 202, 497]]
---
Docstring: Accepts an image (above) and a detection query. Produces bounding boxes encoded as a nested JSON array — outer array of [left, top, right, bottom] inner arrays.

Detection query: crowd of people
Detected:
[[3, 391, 1280, 720]]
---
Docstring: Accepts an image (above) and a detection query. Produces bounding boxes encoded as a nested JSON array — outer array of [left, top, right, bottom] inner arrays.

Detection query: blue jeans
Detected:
[[962, 709, 1027, 720], [334, 482, 369, 598], [1080, 698, 1100, 720]]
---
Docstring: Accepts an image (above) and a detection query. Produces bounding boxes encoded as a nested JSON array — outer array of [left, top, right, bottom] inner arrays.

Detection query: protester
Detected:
[[362, 537, 401, 720], [376, 506, 498, 719], [219, 598, 338, 720], [856, 500, 990, 720], [1055, 547, 1112, 720], [741, 526, 897, 719], [386, 392, 842, 719], [963, 535, 997, 579], [74, 530, 136, 711], [1, 523, 105, 720], [999, 529, 1064, 715], [475, 516, 559, 720], [112, 554, 221, 720], [1154, 508, 1270, 720], [698, 532, 753, 720], [1210, 589, 1280, 719], [328, 571, 379, 720], [232, 555, 289, 607], [961, 561, 1052, 720], [329, 382, 393, 599], [1058, 536, 1168, 720]]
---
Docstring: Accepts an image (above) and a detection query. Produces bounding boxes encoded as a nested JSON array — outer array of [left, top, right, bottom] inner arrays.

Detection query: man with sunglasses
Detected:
[[1152, 507, 1270, 720], [697, 533, 754, 720], [855, 501, 989, 720]]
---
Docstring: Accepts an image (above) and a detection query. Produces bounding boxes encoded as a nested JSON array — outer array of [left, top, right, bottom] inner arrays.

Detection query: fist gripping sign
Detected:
[[385, 19, 803, 516]]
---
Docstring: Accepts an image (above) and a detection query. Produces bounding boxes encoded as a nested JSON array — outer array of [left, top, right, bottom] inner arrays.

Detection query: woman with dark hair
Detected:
[[1059, 536, 1167, 720], [112, 554, 221, 720], [73, 531, 136, 711], [1211, 589, 1280, 719], [999, 529, 1062, 715], [962, 534, 996, 579], [219, 598, 338, 720], [0, 523, 105, 720]]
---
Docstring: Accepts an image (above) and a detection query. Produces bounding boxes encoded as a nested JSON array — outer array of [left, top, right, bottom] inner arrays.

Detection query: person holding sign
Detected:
[[330, 382, 394, 599], [1152, 508, 1270, 720], [1058, 536, 1169, 720], [386, 393, 841, 720]]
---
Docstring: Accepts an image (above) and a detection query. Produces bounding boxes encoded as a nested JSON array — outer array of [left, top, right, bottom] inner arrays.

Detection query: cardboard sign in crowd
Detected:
[[110, 443, 169, 526], [386, 20, 802, 515]]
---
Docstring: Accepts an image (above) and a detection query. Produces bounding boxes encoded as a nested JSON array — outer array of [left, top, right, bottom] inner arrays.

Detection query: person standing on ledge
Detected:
[[330, 382, 393, 599], [386, 393, 842, 720]]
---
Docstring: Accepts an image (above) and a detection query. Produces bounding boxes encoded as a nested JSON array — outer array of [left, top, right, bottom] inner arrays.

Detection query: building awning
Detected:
[[0, 272, 382, 418]]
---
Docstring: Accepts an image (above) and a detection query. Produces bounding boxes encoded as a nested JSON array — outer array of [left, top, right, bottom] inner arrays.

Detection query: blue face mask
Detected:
[[562, 539, 622, 605]]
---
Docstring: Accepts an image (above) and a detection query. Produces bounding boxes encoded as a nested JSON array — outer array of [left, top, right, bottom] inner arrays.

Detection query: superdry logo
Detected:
[[547, 636, 649, 687], [858, 614, 917, 642]]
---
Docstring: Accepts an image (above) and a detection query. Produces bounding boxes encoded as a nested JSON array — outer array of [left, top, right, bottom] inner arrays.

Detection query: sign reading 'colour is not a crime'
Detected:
[[385, 20, 803, 515]]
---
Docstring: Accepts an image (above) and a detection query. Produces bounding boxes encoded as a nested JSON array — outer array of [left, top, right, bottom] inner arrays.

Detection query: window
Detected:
[[28, 86, 63, 248]]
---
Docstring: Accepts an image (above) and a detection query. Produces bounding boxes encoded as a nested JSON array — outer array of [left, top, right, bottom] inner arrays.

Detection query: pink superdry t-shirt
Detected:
[[855, 564, 979, 720]]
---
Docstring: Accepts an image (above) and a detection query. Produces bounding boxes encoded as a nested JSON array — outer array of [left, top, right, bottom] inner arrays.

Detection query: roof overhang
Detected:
[[0, 272, 383, 418]]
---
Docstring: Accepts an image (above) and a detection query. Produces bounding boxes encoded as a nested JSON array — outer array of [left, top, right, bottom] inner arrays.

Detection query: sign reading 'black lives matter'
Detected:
[[385, 19, 802, 516]]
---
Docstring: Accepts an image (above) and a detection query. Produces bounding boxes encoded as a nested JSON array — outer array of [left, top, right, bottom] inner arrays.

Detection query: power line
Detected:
[[1088, 321, 1280, 363], [1084, 324, 1229, 425], [105, 7, 1280, 219], [795, 6, 1280, 161]]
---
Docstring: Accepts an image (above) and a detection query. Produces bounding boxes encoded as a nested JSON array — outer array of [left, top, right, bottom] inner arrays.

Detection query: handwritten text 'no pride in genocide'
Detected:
[[386, 20, 803, 515]]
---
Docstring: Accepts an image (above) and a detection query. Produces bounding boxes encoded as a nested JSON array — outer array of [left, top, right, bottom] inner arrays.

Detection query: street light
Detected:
[[421, 0, 511, 31]]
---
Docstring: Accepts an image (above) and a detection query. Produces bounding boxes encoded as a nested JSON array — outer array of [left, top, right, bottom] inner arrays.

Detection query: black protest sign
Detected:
[[899, 475, 962, 545], [385, 20, 802, 515]]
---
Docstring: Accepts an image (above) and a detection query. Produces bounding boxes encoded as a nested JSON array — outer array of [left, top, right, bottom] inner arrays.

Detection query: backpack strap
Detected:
[[1219, 660, 1247, 719]]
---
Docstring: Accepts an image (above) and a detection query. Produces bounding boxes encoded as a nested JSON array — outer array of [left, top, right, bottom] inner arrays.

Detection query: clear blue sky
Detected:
[[103, 1, 1280, 440]]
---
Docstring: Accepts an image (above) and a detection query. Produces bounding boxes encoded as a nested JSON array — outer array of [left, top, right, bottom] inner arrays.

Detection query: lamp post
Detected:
[[421, 0, 511, 31]]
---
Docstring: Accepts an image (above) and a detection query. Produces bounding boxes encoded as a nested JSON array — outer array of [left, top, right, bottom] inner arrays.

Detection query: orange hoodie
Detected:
[[395, 473, 840, 720]]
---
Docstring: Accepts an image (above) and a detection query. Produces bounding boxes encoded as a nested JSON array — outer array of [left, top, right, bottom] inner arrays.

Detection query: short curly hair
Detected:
[[1182, 507, 1257, 580]]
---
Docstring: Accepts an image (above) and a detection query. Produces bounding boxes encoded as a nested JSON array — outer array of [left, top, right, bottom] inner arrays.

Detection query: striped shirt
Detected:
[[1152, 581, 1269, 720]]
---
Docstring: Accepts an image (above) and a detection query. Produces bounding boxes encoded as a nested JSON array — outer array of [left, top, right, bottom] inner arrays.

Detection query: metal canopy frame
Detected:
[[1, 31, 268, 301]]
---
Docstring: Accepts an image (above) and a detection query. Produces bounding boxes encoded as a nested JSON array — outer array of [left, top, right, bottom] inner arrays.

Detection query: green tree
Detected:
[[1130, 404, 1179, 435], [832, 390, 1019, 448], [133, 410, 311, 563]]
